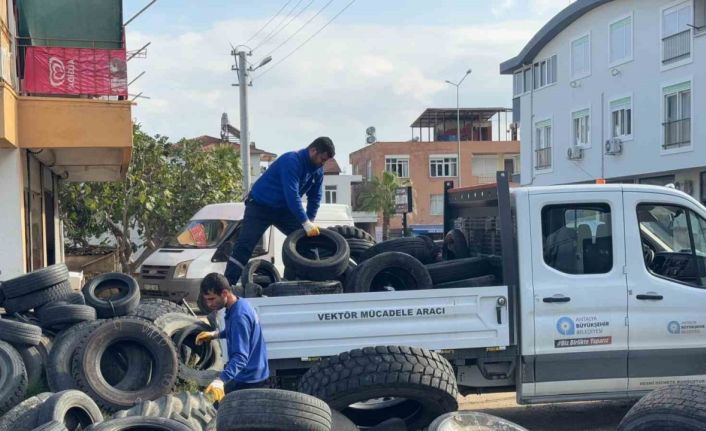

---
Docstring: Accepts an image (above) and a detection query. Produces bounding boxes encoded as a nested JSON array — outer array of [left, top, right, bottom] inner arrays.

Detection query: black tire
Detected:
[[130, 298, 189, 322], [83, 273, 141, 318], [347, 238, 375, 263], [426, 257, 492, 285], [153, 313, 223, 388], [0, 392, 52, 431], [0, 319, 42, 346], [72, 317, 178, 412], [328, 225, 375, 243], [443, 229, 470, 260], [618, 384, 706, 431], [344, 252, 432, 293], [0, 340, 28, 415], [369, 418, 407, 431], [283, 266, 299, 281], [263, 281, 342, 297], [337, 260, 357, 286], [434, 275, 497, 289], [217, 388, 332, 431], [282, 229, 350, 281], [37, 304, 96, 329], [358, 237, 433, 265], [16, 344, 44, 390], [4, 282, 73, 314], [31, 422, 68, 431], [298, 345, 458, 430], [47, 320, 103, 392], [86, 417, 192, 431], [331, 410, 358, 431], [37, 390, 103, 430], [112, 392, 217, 431], [1, 264, 69, 299], [64, 292, 86, 305], [240, 259, 282, 287]]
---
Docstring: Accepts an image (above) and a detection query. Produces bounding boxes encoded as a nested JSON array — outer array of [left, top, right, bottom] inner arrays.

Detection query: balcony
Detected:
[[663, 118, 691, 149], [535, 147, 552, 170], [663, 30, 691, 65]]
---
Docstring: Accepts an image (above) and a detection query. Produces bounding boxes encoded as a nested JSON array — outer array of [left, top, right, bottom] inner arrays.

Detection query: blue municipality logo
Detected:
[[556, 317, 576, 336], [668, 321, 681, 334]]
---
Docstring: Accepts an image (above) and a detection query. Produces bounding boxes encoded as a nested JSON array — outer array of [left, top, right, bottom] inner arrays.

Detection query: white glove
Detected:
[[303, 221, 320, 237]]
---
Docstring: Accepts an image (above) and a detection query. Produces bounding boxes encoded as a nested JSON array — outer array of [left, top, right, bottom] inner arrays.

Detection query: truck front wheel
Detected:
[[618, 383, 706, 431]]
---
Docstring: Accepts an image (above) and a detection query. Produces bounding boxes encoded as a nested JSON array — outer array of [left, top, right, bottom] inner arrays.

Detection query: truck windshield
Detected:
[[166, 219, 237, 248]]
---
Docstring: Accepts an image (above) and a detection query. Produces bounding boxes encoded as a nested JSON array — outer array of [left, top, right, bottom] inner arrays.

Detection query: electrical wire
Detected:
[[251, 0, 306, 51], [255, 0, 358, 79], [252, 0, 316, 52], [243, 0, 295, 46]]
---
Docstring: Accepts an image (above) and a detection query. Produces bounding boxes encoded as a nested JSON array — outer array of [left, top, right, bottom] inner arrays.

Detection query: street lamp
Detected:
[[445, 69, 472, 188]]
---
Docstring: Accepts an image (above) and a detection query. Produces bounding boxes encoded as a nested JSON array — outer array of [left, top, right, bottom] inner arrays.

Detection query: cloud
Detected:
[[127, 12, 557, 170]]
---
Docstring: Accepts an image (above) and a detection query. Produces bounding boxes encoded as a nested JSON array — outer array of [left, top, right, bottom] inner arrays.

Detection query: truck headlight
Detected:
[[174, 260, 194, 279]]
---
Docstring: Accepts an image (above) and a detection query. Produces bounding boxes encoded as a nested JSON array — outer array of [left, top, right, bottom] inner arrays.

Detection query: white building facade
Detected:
[[501, 0, 706, 202]]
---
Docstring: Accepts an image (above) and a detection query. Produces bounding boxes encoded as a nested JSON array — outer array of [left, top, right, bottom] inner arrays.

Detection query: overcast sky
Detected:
[[125, 0, 571, 171]]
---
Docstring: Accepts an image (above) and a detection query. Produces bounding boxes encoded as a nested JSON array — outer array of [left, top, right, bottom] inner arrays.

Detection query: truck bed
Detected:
[[248, 286, 510, 360]]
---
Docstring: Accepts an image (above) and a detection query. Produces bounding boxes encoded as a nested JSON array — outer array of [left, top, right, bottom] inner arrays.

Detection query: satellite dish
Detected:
[[220, 113, 229, 140], [365, 126, 377, 144], [366, 136, 376, 144], [366, 126, 376, 135]]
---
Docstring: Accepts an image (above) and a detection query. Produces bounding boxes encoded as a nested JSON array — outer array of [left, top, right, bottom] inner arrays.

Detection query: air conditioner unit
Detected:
[[567, 146, 584, 160], [605, 138, 623, 155]]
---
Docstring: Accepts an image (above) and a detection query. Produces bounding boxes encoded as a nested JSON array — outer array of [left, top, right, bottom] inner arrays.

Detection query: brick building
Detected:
[[349, 108, 520, 238]]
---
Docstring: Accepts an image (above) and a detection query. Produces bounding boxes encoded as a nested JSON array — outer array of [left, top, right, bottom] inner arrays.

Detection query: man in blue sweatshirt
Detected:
[[195, 273, 269, 401], [223, 137, 335, 286]]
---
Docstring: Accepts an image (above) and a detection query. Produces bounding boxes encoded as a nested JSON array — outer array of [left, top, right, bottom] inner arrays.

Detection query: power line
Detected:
[[253, 0, 316, 52], [243, 0, 295, 45], [261, 0, 326, 59], [251, 0, 305, 51], [255, 0, 357, 78]]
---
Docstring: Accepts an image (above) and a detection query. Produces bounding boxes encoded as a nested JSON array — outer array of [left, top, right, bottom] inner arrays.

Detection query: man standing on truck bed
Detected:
[[223, 137, 335, 286], [196, 273, 269, 401]]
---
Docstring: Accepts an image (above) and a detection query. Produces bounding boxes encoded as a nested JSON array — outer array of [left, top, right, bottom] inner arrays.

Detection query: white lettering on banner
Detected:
[[317, 307, 446, 321], [48, 57, 65, 87], [66, 59, 76, 91]]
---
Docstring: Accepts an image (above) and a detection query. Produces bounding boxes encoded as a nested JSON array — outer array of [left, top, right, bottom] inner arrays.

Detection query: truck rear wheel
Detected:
[[618, 383, 706, 431], [298, 345, 458, 430]]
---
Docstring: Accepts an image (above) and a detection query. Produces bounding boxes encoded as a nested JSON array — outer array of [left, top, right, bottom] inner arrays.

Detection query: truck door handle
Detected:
[[636, 294, 663, 300], [543, 296, 571, 303]]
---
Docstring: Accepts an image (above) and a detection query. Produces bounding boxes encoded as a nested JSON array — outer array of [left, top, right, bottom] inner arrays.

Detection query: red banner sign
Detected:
[[24, 46, 128, 96]]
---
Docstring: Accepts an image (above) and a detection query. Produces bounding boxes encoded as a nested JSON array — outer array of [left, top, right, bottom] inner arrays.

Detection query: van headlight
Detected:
[[174, 260, 194, 279]]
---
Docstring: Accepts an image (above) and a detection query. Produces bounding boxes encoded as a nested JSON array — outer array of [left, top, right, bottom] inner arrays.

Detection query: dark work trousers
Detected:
[[224, 199, 302, 286], [224, 379, 269, 394]]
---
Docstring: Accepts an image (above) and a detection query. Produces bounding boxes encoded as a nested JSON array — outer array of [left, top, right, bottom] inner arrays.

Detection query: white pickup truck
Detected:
[[251, 172, 706, 407]]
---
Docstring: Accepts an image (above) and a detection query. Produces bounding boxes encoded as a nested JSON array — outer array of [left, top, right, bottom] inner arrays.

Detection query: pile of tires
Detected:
[[0, 265, 216, 420]]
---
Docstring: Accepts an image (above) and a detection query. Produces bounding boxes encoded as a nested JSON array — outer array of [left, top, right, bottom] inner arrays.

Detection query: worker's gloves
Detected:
[[195, 331, 218, 346], [205, 379, 225, 402], [303, 221, 321, 237]]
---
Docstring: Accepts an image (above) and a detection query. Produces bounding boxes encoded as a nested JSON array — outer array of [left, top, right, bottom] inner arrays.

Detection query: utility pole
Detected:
[[445, 69, 472, 188]]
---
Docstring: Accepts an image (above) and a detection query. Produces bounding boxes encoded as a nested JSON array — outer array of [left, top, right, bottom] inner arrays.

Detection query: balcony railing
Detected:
[[663, 30, 691, 65], [663, 118, 691, 149], [535, 147, 552, 170]]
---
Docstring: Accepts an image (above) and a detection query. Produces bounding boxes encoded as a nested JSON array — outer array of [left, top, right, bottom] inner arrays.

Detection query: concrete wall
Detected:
[[0, 148, 26, 279], [515, 0, 706, 191], [322, 174, 363, 207]]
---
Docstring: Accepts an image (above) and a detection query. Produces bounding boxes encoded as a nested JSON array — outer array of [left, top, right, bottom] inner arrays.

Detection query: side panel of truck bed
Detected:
[[249, 286, 510, 360]]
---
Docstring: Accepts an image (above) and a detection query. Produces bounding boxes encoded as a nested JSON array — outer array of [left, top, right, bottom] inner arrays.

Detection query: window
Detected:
[[572, 109, 591, 147], [385, 156, 409, 178], [535, 119, 552, 170], [610, 16, 633, 64], [696, 0, 706, 32], [637, 204, 706, 287], [513, 71, 523, 96], [701, 172, 706, 205], [325, 185, 337, 204], [610, 97, 632, 139], [366, 160, 372, 180], [571, 34, 591, 79], [472, 155, 498, 183], [430, 194, 443, 216], [531, 55, 557, 90], [662, 2, 692, 65], [663, 81, 691, 149], [542, 204, 613, 274], [429, 155, 458, 177], [523, 68, 532, 93]]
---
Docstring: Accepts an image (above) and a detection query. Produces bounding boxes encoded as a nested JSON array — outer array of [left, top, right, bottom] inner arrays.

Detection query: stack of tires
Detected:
[[0, 264, 221, 425]]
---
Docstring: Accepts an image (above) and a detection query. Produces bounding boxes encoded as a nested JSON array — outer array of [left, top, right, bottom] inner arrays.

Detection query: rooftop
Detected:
[[410, 108, 512, 128], [191, 135, 277, 160]]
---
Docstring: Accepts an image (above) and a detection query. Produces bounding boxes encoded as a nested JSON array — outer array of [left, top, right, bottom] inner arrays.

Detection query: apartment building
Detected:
[[501, 0, 706, 200], [349, 108, 520, 237], [0, 0, 133, 279]]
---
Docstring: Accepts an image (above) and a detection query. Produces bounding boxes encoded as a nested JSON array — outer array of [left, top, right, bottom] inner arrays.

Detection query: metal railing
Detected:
[[535, 147, 552, 170], [663, 118, 691, 149], [663, 30, 691, 64]]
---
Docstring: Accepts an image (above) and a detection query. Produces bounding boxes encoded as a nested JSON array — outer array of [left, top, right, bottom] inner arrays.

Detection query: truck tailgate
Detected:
[[249, 286, 510, 360]]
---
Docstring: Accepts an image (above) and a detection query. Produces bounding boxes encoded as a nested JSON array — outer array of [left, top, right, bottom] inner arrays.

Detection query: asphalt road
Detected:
[[459, 393, 635, 431]]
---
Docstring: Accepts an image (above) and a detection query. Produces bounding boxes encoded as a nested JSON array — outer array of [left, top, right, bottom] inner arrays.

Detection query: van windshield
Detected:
[[166, 219, 237, 249]]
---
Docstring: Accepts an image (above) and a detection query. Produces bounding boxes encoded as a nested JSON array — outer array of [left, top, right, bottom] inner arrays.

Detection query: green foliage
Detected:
[[60, 125, 243, 273], [358, 171, 404, 240]]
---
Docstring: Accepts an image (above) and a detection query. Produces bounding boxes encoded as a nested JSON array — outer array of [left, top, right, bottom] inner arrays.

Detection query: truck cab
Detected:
[[136, 202, 354, 304]]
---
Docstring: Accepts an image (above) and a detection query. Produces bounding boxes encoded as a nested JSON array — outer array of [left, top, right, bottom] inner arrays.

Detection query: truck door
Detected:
[[529, 191, 628, 397], [624, 192, 706, 392]]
